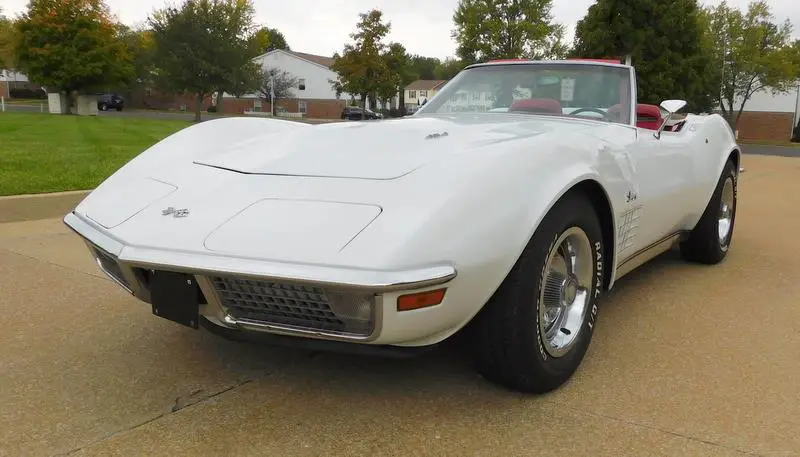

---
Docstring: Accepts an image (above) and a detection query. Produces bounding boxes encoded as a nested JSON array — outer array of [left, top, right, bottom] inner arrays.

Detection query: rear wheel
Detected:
[[680, 160, 737, 264], [471, 191, 605, 393]]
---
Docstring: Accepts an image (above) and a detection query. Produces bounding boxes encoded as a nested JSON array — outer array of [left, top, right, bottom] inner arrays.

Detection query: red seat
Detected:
[[509, 98, 563, 115], [636, 104, 663, 130]]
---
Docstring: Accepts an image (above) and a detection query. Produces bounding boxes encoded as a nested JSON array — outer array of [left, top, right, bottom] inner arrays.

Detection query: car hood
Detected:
[[194, 114, 601, 180]]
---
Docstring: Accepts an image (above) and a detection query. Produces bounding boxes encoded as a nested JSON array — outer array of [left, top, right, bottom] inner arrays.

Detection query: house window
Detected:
[[298, 78, 306, 90], [299, 101, 307, 114], [408, 90, 416, 99], [419, 90, 428, 98]]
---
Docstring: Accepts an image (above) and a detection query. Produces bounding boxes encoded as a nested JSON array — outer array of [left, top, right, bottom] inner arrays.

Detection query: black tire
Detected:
[[471, 190, 605, 393], [99, 103, 107, 111], [680, 159, 737, 264]]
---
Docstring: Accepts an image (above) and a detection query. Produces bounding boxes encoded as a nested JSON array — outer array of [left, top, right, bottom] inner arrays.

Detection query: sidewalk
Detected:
[[0, 190, 90, 223]]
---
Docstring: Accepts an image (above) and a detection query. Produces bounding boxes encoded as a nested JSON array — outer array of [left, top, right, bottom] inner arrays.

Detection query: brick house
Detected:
[[136, 50, 352, 119], [729, 81, 800, 141], [231, 49, 350, 119], [0, 70, 44, 98]]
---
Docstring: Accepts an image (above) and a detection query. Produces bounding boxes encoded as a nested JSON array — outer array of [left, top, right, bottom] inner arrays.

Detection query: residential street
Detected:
[[0, 153, 798, 456]]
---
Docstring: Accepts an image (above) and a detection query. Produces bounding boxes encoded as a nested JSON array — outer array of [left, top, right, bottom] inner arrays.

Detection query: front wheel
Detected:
[[680, 159, 738, 264], [471, 191, 605, 393]]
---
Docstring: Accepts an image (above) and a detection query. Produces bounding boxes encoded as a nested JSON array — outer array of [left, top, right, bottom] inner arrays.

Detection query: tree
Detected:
[[117, 26, 156, 96], [409, 55, 438, 80], [452, 0, 566, 63], [257, 67, 297, 115], [573, 0, 717, 113], [705, 1, 799, 127], [250, 26, 290, 54], [330, 9, 392, 119], [0, 8, 15, 70], [13, 0, 133, 113], [382, 42, 415, 114], [435, 57, 466, 80], [149, 0, 260, 122]]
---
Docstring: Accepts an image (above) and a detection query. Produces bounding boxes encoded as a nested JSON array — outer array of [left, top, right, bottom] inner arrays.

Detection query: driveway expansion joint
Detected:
[[55, 352, 321, 456], [547, 400, 765, 457]]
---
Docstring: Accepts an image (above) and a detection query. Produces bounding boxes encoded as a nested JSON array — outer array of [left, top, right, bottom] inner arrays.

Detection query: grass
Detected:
[[739, 139, 800, 148], [0, 112, 189, 196]]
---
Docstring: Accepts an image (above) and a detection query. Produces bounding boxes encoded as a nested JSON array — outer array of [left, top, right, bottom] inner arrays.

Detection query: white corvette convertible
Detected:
[[64, 60, 740, 393]]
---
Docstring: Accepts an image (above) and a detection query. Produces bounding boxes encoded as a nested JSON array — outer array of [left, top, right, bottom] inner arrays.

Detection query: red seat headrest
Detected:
[[636, 104, 663, 130], [509, 98, 563, 115]]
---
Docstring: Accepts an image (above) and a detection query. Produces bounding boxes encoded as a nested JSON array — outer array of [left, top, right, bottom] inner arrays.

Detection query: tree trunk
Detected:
[[361, 93, 367, 120], [398, 86, 406, 116], [719, 99, 735, 130], [734, 100, 749, 132], [215, 89, 224, 114], [368, 91, 378, 111], [65, 90, 76, 115], [194, 92, 204, 123]]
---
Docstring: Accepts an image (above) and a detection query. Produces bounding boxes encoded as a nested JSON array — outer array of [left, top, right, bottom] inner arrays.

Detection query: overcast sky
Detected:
[[3, 0, 798, 59]]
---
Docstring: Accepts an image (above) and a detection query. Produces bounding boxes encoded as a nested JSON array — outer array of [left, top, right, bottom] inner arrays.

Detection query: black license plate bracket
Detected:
[[150, 271, 200, 329]]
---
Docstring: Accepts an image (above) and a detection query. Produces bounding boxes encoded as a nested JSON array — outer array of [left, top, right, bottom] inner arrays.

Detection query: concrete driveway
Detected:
[[1, 154, 799, 456]]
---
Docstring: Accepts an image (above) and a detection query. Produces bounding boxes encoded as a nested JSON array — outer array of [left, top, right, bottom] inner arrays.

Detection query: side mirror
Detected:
[[655, 99, 688, 139], [660, 100, 688, 114]]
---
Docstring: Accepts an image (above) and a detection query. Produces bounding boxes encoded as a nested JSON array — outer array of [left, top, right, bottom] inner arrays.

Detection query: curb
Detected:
[[0, 190, 91, 223]]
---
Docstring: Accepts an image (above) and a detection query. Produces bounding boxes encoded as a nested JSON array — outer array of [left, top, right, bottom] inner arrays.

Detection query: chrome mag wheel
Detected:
[[718, 176, 735, 248], [539, 227, 594, 358]]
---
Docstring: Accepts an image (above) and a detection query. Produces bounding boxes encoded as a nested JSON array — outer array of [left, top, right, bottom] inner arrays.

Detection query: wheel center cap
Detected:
[[563, 277, 578, 305]]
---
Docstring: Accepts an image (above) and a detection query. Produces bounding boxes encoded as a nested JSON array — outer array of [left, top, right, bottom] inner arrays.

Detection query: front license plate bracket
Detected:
[[150, 271, 200, 329]]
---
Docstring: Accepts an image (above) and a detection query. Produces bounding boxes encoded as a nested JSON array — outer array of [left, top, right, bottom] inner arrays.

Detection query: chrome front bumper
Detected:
[[63, 211, 457, 343]]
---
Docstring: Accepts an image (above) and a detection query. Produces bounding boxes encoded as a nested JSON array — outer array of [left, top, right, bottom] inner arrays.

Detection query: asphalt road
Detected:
[[1, 154, 799, 456], [741, 143, 800, 157]]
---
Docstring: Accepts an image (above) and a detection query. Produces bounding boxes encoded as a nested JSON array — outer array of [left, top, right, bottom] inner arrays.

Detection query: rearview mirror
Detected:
[[655, 99, 688, 139]]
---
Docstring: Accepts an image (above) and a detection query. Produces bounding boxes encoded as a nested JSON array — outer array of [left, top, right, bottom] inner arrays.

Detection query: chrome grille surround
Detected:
[[90, 245, 133, 293], [209, 276, 376, 337]]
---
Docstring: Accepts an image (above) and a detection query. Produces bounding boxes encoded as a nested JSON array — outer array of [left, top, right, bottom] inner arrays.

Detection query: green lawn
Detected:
[[0, 112, 189, 196]]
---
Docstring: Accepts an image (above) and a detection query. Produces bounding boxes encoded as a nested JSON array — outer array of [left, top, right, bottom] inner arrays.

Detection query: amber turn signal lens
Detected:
[[397, 288, 447, 312]]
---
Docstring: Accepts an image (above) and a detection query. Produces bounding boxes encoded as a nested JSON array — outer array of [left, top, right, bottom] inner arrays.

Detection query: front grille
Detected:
[[92, 247, 130, 289], [210, 277, 374, 336]]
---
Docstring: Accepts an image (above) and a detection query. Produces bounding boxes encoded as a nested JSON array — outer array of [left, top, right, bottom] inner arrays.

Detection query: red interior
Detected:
[[507, 99, 671, 131], [508, 98, 563, 115], [635, 104, 663, 130]]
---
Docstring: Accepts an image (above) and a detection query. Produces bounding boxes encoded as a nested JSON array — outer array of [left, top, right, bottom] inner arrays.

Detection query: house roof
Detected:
[[253, 49, 337, 69], [406, 80, 448, 91], [287, 51, 335, 68]]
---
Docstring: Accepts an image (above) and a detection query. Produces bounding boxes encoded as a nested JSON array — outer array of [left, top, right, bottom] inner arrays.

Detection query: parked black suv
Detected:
[[97, 93, 125, 111], [341, 106, 382, 120]]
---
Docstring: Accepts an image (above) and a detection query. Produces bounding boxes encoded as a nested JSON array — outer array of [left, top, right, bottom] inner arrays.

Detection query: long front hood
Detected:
[[194, 114, 588, 180], [73, 113, 616, 270]]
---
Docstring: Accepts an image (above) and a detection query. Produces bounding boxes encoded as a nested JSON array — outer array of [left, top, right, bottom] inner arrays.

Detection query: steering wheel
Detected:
[[568, 107, 613, 121]]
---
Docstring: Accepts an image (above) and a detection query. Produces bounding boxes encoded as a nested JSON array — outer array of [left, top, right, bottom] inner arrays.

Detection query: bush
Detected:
[[9, 88, 47, 99], [207, 105, 218, 113]]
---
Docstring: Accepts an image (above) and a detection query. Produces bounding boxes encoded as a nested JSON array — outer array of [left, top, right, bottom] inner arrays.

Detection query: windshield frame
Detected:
[[415, 60, 638, 128]]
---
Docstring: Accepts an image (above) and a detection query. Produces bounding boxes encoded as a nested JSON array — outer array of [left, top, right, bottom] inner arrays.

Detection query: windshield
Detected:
[[417, 63, 634, 125]]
